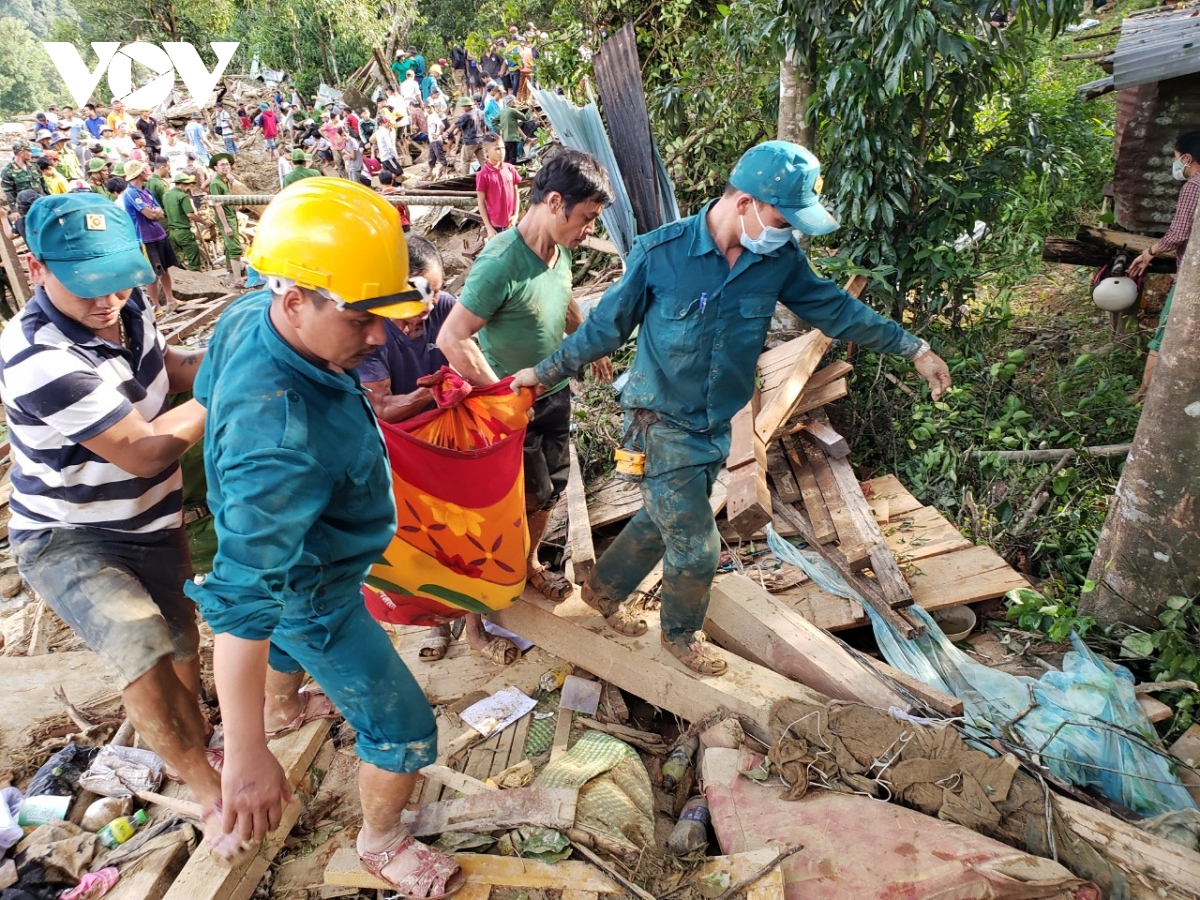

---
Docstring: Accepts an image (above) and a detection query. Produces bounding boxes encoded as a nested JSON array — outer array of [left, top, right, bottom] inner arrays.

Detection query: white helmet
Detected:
[[1092, 276, 1138, 312]]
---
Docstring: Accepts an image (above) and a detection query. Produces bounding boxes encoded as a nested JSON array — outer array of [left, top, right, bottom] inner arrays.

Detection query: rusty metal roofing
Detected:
[[1111, 7, 1200, 91]]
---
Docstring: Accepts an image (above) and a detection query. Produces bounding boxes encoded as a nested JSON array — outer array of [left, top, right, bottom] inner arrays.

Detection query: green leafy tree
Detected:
[[71, 0, 238, 43], [765, 0, 1085, 320], [9, 0, 79, 38], [0, 16, 69, 117]]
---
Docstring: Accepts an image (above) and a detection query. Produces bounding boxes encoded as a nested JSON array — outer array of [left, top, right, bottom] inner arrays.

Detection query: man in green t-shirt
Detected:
[[207, 153, 243, 283], [438, 149, 614, 604], [282, 148, 321, 187], [163, 172, 205, 271], [498, 101, 529, 165], [145, 157, 170, 205]]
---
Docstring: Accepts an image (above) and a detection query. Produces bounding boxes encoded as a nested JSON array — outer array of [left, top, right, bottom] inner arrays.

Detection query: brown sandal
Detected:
[[663, 632, 728, 676], [528, 566, 572, 601], [359, 832, 465, 899], [580, 582, 648, 637], [470, 636, 519, 666]]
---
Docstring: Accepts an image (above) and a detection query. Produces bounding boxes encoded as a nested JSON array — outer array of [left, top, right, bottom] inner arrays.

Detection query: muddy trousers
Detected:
[[589, 430, 724, 645]]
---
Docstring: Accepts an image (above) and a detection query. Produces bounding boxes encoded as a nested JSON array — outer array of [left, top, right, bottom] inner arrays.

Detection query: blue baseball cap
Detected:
[[729, 141, 839, 236], [24, 194, 154, 298]]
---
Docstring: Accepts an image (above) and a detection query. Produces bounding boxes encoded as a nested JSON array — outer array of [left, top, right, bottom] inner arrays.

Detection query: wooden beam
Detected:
[[160, 726, 334, 900], [705, 574, 912, 711], [402, 787, 577, 837], [492, 587, 830, 738], [804, 360, 853, 393], [1042, 237, 1176, 274], [164, 294, 235, 344], [770, 496, 921, 639], [754, 330, 832, 444], [766, 446, 800, 503], [798, 436, 869, 567], [0, 227, 30, 310], [1054, 794, 1200, 900], [726, 396, 771, 539], [799, 417, 849, 459], [419, 764, 496, 796], [862, 657, 963, 717], [566, 442, 596, 587], [790, 377, 849, 419], [326, 849, 622, 893], [783, 435, 837, 544]]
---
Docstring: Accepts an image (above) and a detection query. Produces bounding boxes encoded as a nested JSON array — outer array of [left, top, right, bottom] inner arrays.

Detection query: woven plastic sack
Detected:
[[766, 526, 1196, 818], [364, 369, 535, 626]]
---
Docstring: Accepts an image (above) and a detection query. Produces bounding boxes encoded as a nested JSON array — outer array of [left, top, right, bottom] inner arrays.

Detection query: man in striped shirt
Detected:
[[0, 193, 236, 862]]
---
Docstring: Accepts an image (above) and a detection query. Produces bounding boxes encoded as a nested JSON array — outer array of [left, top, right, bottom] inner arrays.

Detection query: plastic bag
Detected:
[[26, 745, 95, 797], [0, 787, 22, 852], [77, 746, 165, 799], [364, 369, 535, 626], [765, 526, 1197, 818]]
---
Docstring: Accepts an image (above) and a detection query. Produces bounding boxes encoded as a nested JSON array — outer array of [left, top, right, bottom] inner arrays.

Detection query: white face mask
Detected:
[[1173, 156, 1190, 181], [739, 201, 793, 255]]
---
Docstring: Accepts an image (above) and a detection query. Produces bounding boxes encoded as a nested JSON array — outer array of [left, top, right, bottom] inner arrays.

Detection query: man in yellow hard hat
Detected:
[[187, 178, 462, 895]]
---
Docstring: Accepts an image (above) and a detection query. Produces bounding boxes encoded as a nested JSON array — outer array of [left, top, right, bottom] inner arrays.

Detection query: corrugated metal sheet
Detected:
[[534, 88, 638, 255], [1113, 76, 1200, 232], [1111, 8, 1200, 91]]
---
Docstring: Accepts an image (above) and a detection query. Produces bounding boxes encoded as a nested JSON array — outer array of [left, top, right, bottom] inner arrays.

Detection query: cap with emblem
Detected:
[[172, 172, 196, 183], [12, 140, 30, 154], [291, 148, 309, 162], [87, 158, 110, 173], [729, 140, 838, 236], [24, 193, 154, 297]]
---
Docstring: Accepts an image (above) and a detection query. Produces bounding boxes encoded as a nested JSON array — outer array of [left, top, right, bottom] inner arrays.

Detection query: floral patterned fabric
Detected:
[[364, 369, 535, 625]]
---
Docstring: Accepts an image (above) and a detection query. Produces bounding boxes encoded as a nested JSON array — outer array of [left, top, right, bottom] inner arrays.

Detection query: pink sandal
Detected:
[[359, 833, 465, 899]]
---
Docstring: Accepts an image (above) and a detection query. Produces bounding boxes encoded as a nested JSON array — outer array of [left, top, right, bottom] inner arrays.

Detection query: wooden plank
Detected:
[[706, 574, 912, 711], [799, 417, 849, 459], [864, 474, 923, 516], [402, 787, 577, 837], [103, 838, 193, 900], [1054, 794, 1200, 900], [1137, 694, 1172, 724], [1168, 725, 1200, 807], [326, 849, 622, 893], [784, 435, 837, 544], [696, 850, 786, 900], [766, 446, 800, 504], [492, 587, 830, 738], [566, 444, 596, 587], [814, 418, 912, 609], [163, 294, 235, 344], [770, 497, 921, 639], [789, 377, 849, 420], [727, 396, 771, 539], [800, 438, 869, 567], [754, 330, 831, 444], [0, 227, 30, 309], [160, 724, 335, 900], [804, 360, 853, 393], [550, 705, 574, 763], [419, 765, 496, 796], [862, 657, 964, 717]]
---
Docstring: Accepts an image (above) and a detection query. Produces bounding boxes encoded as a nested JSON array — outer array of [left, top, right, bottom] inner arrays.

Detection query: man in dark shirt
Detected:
[[135, 109, 161, 155], [449, 97, 485, 172], [482, 41, 507, 82]]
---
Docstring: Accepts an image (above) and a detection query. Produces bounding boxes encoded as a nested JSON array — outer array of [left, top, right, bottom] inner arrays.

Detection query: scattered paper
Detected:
[[460, 686, 537, 738]]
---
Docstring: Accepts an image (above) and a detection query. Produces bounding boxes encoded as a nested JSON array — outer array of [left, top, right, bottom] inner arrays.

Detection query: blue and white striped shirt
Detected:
[[0, 288, 182, 538]]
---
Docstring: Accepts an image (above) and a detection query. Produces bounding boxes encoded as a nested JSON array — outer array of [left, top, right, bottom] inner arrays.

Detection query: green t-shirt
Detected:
[[209, 175, 238, 235], [162, 187, 195, 231], [457, 227, 572, 395], [146, 174, 168, 205], [282, 166, 321, 187], [498, 106, 528, 143]]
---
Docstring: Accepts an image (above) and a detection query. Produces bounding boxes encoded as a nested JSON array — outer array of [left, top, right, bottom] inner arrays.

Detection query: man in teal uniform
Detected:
[[514, 142, 953, 676], [188, 178, 462, 897]]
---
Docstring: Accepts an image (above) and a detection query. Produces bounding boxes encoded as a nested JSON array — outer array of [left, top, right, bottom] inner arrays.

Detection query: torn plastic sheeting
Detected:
[[765, 526, 1197, 818], [535, 89, 637, 256]]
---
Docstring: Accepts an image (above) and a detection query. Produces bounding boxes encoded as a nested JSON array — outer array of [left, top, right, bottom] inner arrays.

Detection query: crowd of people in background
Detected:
[[2, 25, 549, 308]]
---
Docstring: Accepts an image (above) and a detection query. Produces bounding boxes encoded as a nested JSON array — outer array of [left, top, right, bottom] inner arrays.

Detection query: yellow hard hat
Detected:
[[246, 177, 427, 318]]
